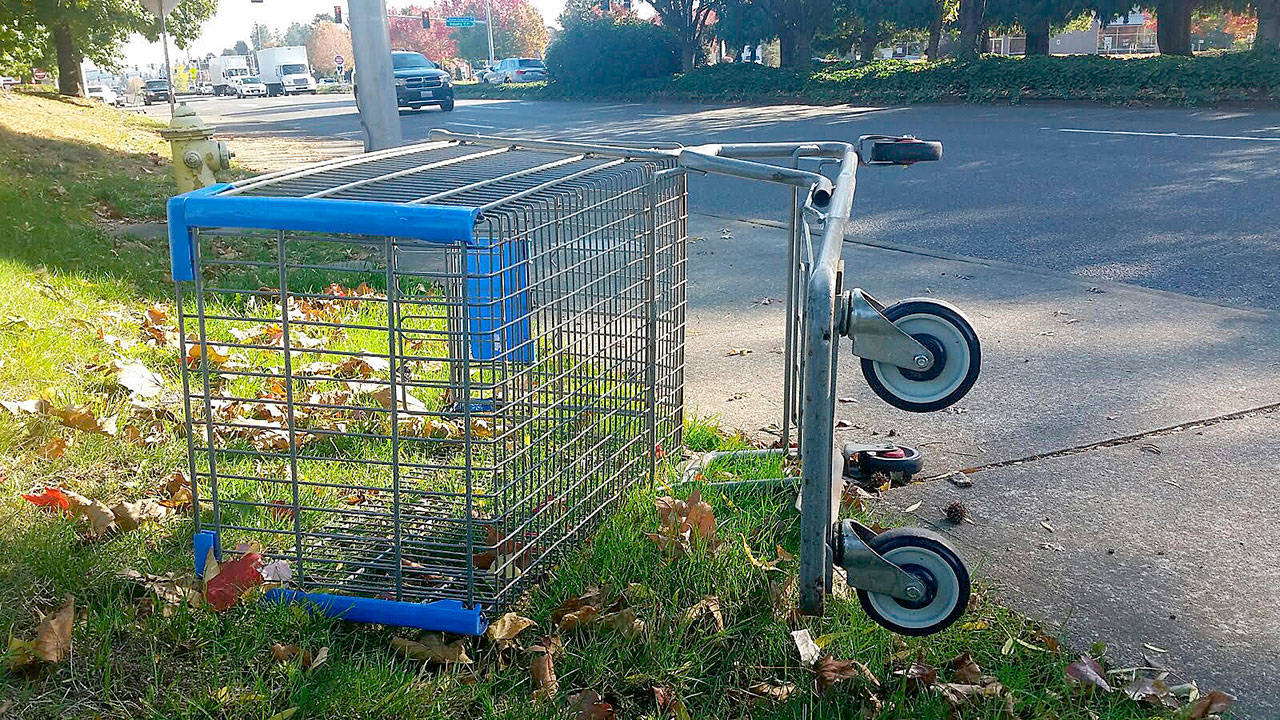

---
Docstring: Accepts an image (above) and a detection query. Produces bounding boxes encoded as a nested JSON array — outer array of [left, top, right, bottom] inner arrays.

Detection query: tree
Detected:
[[559, 0, 603, 26], [818, 0, 937, 59], [643, 0, 718, 71], [0, 16, 51, 78], [956, 0, 986, 55], [987, 0, 1129, 54], [250, 22, 278, 51], [1259, 0, 1280, 48], [387, 5, 457, 60], [1148, 0, 1249, 55], [2, 0, 215, 95], [715, 0, 776, 56], [434, 0, 549, 63], [233, 40, 250, 55], [282, 21, 313, 47], [307, 21, 353, 74]]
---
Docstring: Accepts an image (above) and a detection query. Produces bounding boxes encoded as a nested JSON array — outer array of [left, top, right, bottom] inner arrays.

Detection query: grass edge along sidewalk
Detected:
[[0, 90, 1223, 719], [457, 51, 1280, 107]]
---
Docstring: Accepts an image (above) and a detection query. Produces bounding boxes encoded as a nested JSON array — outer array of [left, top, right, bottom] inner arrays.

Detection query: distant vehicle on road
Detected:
[[142, 79, 169, 105], [318, 77, 338, 86], [355, 50, 453, 112], [0, 76, 18, 87], [256, 46, 317, 96], [86, 84, 121, 106], [485, 58, 546, 84], [196, 81, 215, 95], [236, 76, 268, 98], [209, 55, 250, 96]]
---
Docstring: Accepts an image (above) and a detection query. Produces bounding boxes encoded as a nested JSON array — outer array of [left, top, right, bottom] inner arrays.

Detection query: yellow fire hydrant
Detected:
[[159, 103, 233, 194]]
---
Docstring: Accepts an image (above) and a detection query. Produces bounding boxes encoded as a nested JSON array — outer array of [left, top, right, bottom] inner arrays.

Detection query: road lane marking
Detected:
[[446, 121, 496, 129], [1051, 127, 1280, 142]]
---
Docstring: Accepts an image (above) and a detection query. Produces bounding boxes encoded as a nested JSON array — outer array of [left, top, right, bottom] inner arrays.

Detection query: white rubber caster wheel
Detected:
[[860, 299, 980, 413], [857, 527, 970, 636]]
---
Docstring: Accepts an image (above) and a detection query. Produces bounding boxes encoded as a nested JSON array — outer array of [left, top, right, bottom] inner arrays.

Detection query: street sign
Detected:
[[445, 16, 476, 27], [334, 54, 345, 67], [140, 0, 181, 19]]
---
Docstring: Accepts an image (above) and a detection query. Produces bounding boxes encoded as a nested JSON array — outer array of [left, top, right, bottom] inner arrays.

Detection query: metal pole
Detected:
[[485, 0, 495, 66], [160, 13, 175, 117], [349, 0, 402, 151]]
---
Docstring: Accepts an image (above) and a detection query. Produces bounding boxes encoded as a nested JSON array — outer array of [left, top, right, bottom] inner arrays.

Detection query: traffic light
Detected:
[[422, 11, 430, 28], [333, 5, 342, 23]]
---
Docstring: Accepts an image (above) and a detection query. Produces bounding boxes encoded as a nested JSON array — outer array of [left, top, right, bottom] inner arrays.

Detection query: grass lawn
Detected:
[[0, 90, 1195, 719]]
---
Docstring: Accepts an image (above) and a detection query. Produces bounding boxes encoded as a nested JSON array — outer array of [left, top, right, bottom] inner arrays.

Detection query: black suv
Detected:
[[355, 50, 455, 112], [142, 78, 169, 105]]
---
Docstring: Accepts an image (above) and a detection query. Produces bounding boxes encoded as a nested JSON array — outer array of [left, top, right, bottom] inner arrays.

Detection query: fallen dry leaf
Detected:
[[110, 498, 171, 532], [904, 655, 938, 691], [114, 360, 166, 398], [948, 651, 984, 684], [744, 680, 796, 704], [1187, 689, 1234, 719], [815, 655, 877, 693], [598, 607, 645, 638], [36, 436, 72, 460], [530, 648, 558, 699], [204, 552, 263, 611], [570, 690, 617, 720], [647, 489, 719, 556], [7, 637, 39, 671], [391, 634, 472, 664], [487, 612, 536, 643], [62, 489, 115, 537], [52, 405, 118, 436], [22, 486, 70, 513], [1123, 676, 1176, 707], [1065, 654, 1113, 692], [35, 596, 74, 663], [653, 686, 691, 719], [683, 595, 724, 633]]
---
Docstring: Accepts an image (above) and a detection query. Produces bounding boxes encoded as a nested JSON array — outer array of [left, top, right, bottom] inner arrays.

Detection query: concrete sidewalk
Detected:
[[683, 214, 1280, 716]]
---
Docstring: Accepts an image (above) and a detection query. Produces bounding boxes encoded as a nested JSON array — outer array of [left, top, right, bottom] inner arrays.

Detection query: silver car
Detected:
[[485, 57, 546, 84]]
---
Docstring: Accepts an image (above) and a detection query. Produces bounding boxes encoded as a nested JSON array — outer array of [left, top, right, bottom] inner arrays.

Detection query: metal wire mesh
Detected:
[[178, 142, 686, 612]]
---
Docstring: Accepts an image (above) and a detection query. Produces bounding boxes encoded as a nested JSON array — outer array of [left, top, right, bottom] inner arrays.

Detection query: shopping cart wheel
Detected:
[[858, 444, 923, 478], [860, 299, 979, 413], [856, 527, 970, 636]]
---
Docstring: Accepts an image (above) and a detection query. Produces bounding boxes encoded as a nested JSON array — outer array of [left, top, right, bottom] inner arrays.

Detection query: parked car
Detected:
[[485, 57, 546, 84], [197, 82, 215, 95], [142, 78, 169, 105], [236, 76, 268, 98], [318, 77, 338, 86], [86, 84, 121, 106], [355, 50, 454, 112], [0, 76, 19, 88]]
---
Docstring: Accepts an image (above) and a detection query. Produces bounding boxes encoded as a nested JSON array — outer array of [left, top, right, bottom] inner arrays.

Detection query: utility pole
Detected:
[[485, 0, 495, 66], [349, 0, 402, 150]]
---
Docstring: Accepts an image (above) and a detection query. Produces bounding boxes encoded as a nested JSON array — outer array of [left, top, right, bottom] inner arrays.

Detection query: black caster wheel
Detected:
[[856, 527, 970, 636], [842, 443, 923, 480], [860, 299, 980, 413]]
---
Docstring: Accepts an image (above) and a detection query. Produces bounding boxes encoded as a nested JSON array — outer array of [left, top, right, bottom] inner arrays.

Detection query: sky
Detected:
[[122, 0, 569, 69]]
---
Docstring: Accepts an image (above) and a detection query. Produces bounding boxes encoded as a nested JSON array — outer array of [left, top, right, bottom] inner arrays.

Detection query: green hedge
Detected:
[[545, 17, 681, 87], [456, 51, 1280, 106]]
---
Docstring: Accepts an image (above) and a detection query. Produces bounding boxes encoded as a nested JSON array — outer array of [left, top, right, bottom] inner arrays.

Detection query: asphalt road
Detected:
[[144, 94, 1280, 310]]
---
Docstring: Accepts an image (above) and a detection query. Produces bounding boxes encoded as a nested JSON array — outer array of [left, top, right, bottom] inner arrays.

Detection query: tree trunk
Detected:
[[53, 23, 83, 96], [857, 36, 878, 60], [1155, 0, 1193, 55], [957, 0, 987, 57], [780, 26, 813, 66], [681, 41, 696, 72], [927, 7, 943, 59], [1025, 16, 1051, 55], [1257, 0, 1280, 50]]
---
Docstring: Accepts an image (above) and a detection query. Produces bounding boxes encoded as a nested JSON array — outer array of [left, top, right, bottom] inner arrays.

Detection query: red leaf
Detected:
[[22, 487, 70, 513], [204, 552, 264, 611]]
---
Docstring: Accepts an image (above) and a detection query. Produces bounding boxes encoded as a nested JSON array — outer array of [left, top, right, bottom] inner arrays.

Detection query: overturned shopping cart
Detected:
[[170, 130, 979, 636]]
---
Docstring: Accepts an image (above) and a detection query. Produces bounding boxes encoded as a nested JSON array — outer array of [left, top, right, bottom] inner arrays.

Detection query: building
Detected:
[[987, 11, 1157, 56]]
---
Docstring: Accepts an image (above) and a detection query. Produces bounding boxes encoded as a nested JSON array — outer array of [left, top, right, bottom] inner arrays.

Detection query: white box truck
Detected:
[[208, 55, 250, 96], [255, 46, 316, 96]]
